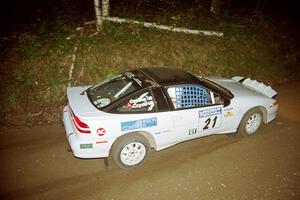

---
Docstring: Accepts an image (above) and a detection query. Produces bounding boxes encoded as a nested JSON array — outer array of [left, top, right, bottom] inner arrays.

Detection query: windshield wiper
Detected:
[[80, 86, 92, 95]]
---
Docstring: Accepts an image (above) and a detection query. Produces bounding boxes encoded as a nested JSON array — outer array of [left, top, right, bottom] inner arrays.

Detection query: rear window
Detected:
[[87, 74, 141, 109]]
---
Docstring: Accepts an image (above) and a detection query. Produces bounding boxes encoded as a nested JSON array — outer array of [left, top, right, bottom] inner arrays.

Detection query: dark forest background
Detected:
[[1, 0, 299, 35], [1, 0, 299, 126]]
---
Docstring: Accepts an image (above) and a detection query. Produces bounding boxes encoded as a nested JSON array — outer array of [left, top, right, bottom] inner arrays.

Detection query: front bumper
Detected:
[[62, 105, 112, 158], [266, 105, 278, 123]]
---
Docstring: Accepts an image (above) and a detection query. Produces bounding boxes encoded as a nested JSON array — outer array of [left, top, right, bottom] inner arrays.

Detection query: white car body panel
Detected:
[[205, 76, 277, 123], [63, 74, 278, 159], [232, 76, 277, 98]]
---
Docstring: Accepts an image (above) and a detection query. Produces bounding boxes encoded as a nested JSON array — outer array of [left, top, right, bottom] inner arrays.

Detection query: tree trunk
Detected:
[[102, 0, 110, 17], [93, 0, 102, 31]]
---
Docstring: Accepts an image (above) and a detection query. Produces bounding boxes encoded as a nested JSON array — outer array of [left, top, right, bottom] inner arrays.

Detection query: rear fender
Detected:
[[112, 131, 156, 150], [232, 76, 277, 98]]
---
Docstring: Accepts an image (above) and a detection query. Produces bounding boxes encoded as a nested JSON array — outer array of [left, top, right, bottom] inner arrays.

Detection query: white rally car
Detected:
[[63, 67, 278, 169]]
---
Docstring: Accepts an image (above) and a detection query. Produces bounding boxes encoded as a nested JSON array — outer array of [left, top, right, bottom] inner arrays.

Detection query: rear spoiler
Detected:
[[232, 76, 277, 98]]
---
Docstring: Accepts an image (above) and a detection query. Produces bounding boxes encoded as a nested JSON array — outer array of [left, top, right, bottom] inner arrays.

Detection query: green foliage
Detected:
[[4, 85, 20, 106], [103, 22, 144, 42], [103, 68, 120, 78], [170, 14, 183, 27], [15, 33, 42, 59]]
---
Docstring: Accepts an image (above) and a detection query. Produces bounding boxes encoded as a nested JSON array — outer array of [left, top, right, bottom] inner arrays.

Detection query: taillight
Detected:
[[270, 99, 278, 108], [72, 112, 91, 134]]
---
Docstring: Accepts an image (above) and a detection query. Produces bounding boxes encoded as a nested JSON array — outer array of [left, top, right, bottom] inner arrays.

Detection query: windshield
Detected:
[[87, 74, 140, 109]]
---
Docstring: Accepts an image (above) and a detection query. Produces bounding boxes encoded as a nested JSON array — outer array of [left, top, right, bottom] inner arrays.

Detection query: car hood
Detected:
[[67, 86, 100, 116], [205, 76, 268, 98]]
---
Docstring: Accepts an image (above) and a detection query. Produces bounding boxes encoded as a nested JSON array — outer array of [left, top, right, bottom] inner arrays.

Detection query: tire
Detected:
[[111, 133, 150, 169], [238, 108, 263, 135]]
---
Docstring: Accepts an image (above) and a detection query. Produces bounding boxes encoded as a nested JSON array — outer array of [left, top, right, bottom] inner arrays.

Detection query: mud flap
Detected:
[[104, 158, 109, 170]]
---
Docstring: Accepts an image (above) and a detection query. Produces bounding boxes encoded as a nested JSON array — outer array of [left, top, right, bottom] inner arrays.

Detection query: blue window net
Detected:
[[175, 85, 209, 108]]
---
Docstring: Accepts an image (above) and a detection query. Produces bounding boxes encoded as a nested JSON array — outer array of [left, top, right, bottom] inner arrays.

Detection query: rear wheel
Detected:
[[238, 108, 263, 135], [111, 133, 150, 169]]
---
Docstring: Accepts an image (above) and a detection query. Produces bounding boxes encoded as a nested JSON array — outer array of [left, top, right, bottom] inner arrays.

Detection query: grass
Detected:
[[0, 14, 298, 126]]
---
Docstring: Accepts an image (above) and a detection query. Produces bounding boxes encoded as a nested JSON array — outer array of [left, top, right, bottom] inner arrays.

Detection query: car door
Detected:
[[197, 104, 223, 135], [108, 87, 177, 149], [165, 84, 223, 142]]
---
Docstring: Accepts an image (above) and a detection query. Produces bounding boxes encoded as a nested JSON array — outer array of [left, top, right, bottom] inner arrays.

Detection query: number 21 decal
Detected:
[[203, 116, 218, 130]]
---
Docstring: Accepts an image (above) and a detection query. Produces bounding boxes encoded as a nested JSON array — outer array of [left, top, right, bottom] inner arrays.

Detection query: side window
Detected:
[[213, 92, 225, 105], [167, 84, 212, 109], [111, 89, 156, 113]]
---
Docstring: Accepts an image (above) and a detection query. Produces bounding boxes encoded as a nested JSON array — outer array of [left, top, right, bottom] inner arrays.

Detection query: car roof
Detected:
[[137, 67, 201, 86]]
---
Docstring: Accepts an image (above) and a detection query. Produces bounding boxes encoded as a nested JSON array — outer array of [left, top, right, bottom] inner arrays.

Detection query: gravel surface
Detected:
[[0, 82, 299, 200]]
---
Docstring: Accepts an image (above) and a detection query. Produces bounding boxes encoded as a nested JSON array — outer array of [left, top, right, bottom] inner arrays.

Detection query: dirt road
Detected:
[[0, 83, 299, 200]]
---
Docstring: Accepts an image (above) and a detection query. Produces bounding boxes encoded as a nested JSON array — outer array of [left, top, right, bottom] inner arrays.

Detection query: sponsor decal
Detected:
[[124, 92, 154, 111], [133, 77, 142, 86], [96, 141, 108, 144], [224, 111, 233, 118], [94, 98, 111, 108], [125, 72, 135, 78], [124, 72, 142, 86], [199, 107, 222, 118], [80, 143, 93, 149], [121, 117, 157, 131], [189, 128, 197, 135], [67, 132, 74, 139], [97, 128, 106, 136]]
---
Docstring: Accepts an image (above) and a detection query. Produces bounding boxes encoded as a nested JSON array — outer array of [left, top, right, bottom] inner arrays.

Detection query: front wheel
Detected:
[[111, 133, 150, 169], [238, 108, 263, 135]]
